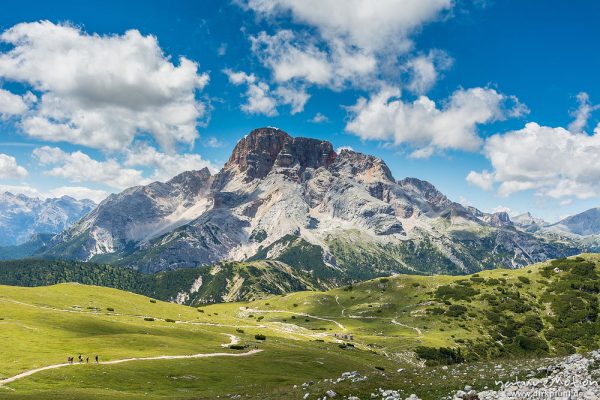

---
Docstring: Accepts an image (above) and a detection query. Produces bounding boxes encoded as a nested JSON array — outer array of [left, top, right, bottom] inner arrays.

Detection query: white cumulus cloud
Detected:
[[244, 0, 452, 90], [124, 143, 218, 182], [466, 170, 495, 191], [246, 0, 452, 53], [33, 146, 148, 190], [568, 92, 599, 133], [0, 21, 209, 151], [403, 50, 453, 95], [310, 112, 329, 123], [224, 69, 309, 115], [0, 88, 32, 117], [470, 122, 600, 200], [250, 30, 375, 89], [0, 153, 28, 179], [345, 86, 526, 157]]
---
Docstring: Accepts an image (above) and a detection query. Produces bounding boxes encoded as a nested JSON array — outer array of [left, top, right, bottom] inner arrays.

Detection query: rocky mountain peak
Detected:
[[224, 127, 292, 180], [330, 149, 394, 182], [224, 127, 336, 181], [167, 168, 212, 190], [482, 211, 513, 227], [398, 177, 452, 210]]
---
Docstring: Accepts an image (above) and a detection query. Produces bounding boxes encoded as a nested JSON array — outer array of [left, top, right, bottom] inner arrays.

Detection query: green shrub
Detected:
[[106, 307, 114, 312], [229, 345, 246, 350], [165, 318, 176, 323], [415, 346, 464, 366], [236, 328, 244, 334], [255, 334, 266, 340], [435, 285, 479, 300], [149, 299, 156, 303], [446, 305, 467, 317], [518, 276, 531, 284], [523, 315, 544, 332], [427, 307, 445, 315], [516, 335, 548, 352], [144, 317, 154, 321]]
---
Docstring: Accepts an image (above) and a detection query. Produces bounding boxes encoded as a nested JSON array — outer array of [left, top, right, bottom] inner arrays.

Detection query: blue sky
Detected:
[[0, 0, 599, 222]]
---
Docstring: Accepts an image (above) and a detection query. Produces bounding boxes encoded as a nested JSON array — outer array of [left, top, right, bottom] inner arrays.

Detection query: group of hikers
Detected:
[[67, 354, 99, 364]]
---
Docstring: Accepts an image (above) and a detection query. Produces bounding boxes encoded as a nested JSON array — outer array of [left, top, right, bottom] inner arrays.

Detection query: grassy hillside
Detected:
[[0, 283, 398, 399], [2, 255, 600, 399], [0, 259, 326, 305], [226, 254, 600, 363]]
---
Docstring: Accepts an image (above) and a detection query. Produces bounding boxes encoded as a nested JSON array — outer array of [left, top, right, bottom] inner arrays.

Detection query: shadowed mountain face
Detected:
[[0, 193, 95, 246], [42, 127, 579, 277]]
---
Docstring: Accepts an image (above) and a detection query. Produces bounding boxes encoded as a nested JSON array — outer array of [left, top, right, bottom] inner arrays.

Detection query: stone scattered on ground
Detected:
[[448, 351, 600, 400]]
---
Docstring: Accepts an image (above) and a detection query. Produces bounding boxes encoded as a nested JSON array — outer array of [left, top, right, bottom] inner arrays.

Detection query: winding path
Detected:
[[391, 319, 423, 336], [220, 333, 240, 347], [0, 349, 262, 386], [335, 295, 346, 316]]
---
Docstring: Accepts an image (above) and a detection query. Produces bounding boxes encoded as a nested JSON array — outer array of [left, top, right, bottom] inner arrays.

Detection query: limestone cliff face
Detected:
[[45, 127, 579, 275], [223, 127, 336, 182]]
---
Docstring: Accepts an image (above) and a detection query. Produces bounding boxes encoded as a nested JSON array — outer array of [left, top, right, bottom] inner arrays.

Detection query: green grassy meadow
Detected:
[[1, 254, 600, 398]]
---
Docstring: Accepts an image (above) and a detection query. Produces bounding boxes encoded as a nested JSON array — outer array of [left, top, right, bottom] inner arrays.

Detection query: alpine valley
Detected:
[[5, 129, 600, 399]]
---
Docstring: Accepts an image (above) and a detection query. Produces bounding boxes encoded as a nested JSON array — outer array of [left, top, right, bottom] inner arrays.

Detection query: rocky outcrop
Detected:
[[449, 352, 600, 400], [481, 211, 512, 227]]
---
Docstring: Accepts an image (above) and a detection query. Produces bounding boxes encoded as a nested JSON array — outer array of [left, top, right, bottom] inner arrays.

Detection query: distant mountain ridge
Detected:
[[544, 208, 600, 236], [0, 193, 95, 246], [512, 212, 549, 232], [42, 127, 579, 278]]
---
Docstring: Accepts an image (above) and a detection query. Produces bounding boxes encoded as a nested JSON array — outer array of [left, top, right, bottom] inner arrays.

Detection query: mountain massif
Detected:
[[39, 128, 579, 280]]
